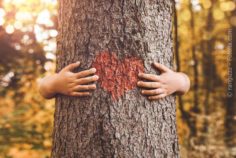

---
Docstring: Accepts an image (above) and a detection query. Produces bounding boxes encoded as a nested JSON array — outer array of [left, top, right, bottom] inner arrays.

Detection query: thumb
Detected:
[[63, 61, 81, 71], [153, 62, 170, 72]]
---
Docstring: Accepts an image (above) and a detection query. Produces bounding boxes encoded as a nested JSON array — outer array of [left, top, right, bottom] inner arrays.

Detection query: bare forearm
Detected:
[[38, 74, 58, 99], [175, 72, 190, 95]]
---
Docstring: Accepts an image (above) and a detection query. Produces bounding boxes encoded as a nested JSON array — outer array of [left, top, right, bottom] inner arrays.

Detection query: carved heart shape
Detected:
[[92, 51, 144, 100]]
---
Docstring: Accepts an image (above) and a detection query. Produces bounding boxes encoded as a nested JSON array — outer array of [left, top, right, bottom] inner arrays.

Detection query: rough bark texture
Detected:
[[51, 0, 179, 157]]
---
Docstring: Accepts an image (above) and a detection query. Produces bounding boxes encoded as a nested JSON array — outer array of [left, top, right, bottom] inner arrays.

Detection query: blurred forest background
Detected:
[[0, 0, 235, 157]]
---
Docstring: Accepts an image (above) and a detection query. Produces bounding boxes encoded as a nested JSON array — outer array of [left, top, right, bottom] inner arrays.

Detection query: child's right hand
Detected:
[[39, 61, 99, 99]]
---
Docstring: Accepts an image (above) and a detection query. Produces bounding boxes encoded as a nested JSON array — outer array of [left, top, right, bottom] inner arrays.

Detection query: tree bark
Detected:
[[51, 0, 179, 157]]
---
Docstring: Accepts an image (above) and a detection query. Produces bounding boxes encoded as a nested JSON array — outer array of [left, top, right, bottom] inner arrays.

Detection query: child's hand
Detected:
[[54, 61, 99, 96], [137, 62, 190, 100], [38, 61, 99, 99]]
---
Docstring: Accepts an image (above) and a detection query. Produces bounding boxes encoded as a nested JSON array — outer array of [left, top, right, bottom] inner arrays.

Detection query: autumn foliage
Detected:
[[0, 0, 235, 157]]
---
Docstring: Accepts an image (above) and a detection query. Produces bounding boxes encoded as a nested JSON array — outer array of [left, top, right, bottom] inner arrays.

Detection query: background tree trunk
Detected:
[[51, 0, 179, 157], [225, 9, 236, 147]]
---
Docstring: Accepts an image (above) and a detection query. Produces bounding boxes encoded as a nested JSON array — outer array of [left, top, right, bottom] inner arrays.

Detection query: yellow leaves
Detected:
[[21, 143, 33, 150], [0, 0, 57, 157], [0, 68, 54, 158], [201, 0, 212, 9], [200, 0, 235, 12], [7, 145, 50, 158], [0, 0, 234, 157], [176, 103, 191, 144], [181, 10, 191, 22], [43, 139, 52, 148], [175, 1, 233, 155], [220, 1, 235, 12], [33, 111, 51, 124], [0, 92, 15, 117], [213, 9, 225, 21]]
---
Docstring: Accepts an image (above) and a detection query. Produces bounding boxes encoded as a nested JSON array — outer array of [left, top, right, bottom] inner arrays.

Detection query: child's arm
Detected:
[[137, 62, 190, 100], [38, 61, 99, 99]]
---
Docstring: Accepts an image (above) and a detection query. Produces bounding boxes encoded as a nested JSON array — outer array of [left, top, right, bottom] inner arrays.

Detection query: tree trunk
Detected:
[[51, 0, 179, 157]]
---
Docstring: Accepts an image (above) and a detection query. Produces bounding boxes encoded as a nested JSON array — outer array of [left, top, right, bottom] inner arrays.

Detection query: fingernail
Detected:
[[138, 73, 142, 76], [95, 75, 99, 79], [77, 61, 80, 64], [92, 68, 96, 72]]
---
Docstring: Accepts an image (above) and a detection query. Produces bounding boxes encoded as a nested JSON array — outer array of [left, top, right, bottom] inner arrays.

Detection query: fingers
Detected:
[[76, 75, 99, 85], [137, 81, 161, 89], [75, 68, 96, 78], [153, 62, 170, 72], [70, 92, 91, 97], [73, 84, 96, 91], [148, 93, 167, 100], [69, 84, 97, 97], [68, 69, 98, 97], [141, 89, 164, 96], [140, 88, 166, 100], [138, 73, 160, 81], [64, 61, 81, 71]]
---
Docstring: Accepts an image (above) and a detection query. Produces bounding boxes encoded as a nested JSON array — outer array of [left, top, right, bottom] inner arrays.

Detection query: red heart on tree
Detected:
[[92, 51, 144, 100]]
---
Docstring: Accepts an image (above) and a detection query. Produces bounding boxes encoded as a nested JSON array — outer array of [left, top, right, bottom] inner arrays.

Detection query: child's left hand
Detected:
[[137, 62, 190, 100]]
